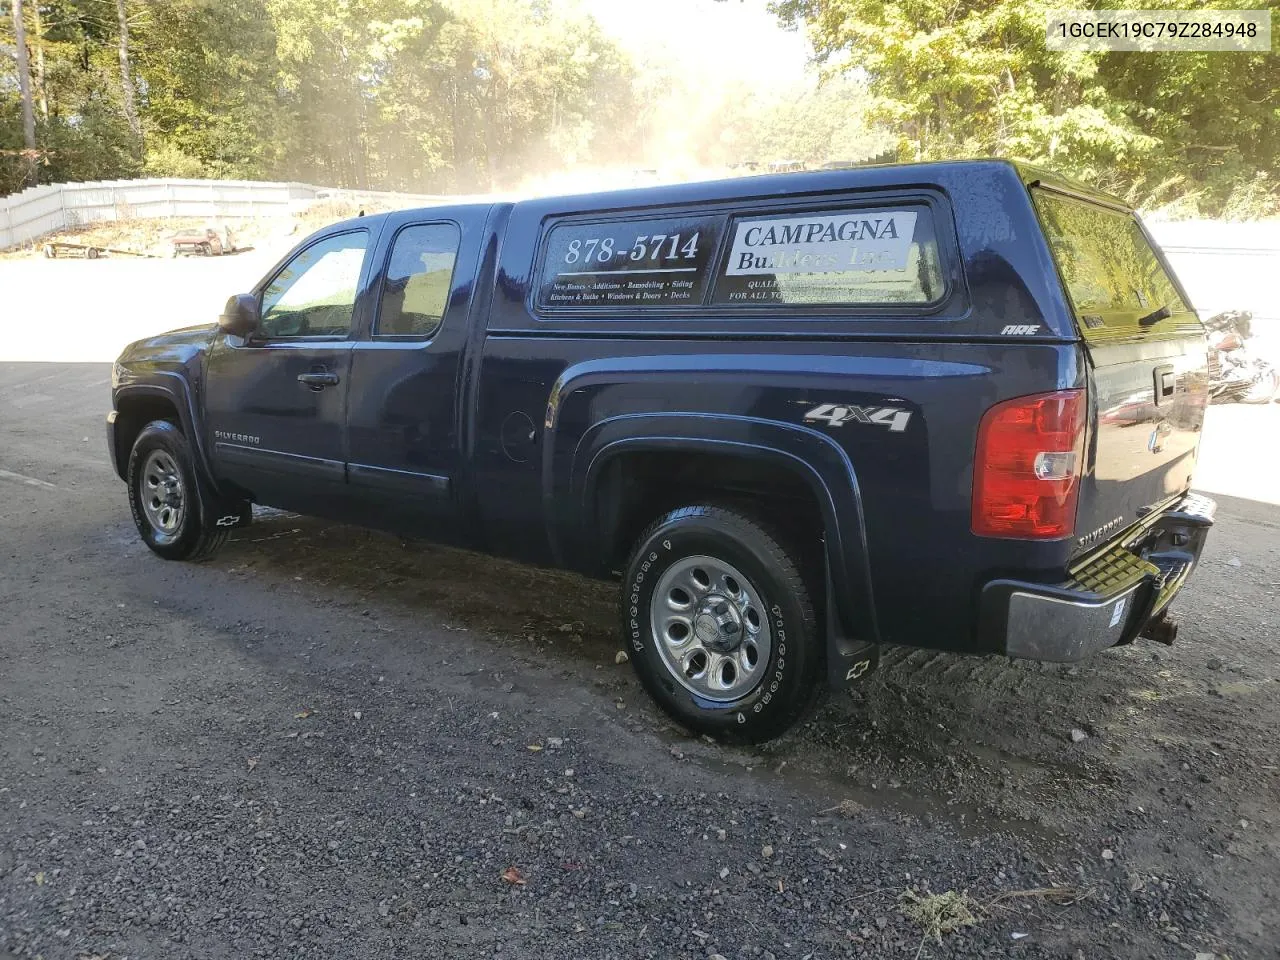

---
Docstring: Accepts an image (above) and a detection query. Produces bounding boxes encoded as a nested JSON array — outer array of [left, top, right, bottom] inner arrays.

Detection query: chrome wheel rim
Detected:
[[140, 449, 186, 538], [650, 555, 771, 704]]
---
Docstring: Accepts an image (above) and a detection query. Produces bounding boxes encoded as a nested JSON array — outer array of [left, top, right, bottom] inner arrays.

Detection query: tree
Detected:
[[135, 0, 292, 179], [771, 0, 1151, 167], [9, 0, 37, 187], [264, 0, 642, 192], [770, 0, 1279, 215], [28, 0, 46, 118], [114, 0, 141, 149], [748, 75, 892, 167]]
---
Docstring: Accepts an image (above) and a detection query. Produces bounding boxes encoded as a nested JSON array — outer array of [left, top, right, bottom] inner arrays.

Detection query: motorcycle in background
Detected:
[[1205, 310, 1280, 404]]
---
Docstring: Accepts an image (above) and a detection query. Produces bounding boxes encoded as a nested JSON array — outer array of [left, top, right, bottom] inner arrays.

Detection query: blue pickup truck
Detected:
[[107, 160, 1215, 742]]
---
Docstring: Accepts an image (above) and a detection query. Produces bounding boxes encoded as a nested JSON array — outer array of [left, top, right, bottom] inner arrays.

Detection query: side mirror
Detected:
[[218, 293, 260, 338]]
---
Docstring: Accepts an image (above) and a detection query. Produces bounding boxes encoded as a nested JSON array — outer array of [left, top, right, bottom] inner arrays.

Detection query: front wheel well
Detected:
[[112, 394, 182, 480]]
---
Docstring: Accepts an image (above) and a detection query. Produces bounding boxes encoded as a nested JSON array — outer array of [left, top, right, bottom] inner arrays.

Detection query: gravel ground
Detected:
[[1, 362, 1278, 960]]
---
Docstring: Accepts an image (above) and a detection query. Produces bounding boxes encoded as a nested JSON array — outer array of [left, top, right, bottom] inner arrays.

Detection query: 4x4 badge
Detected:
[[803, 402, 912, 433]]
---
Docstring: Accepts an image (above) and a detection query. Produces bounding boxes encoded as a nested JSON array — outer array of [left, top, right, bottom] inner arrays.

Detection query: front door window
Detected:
[[260, 231, 369, 338]]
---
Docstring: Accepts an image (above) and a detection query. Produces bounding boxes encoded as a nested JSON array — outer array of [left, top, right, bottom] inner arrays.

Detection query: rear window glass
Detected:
[[711, 206, 943, 306], [1033, 192, 1189, 329], [537, 214, 725, 309]]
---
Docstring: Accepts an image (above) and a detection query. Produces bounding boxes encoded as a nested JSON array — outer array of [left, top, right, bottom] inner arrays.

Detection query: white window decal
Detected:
[[725, 211, 917, 276]]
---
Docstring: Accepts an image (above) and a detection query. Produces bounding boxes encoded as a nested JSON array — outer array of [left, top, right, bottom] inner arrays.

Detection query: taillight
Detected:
[[972, 389, 1086, 538]]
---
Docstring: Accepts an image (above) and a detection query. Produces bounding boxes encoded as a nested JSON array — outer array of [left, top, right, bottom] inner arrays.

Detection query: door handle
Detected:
[[1153, 364, 1175, 404], [297, 371, 340, 390]]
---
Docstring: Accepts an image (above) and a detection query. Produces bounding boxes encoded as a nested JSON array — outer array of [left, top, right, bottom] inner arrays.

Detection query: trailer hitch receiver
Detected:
[[1140, 610, 1179, 646]]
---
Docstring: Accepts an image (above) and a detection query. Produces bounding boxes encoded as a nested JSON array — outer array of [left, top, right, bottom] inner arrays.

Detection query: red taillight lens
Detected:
[[972, 389, 1086, 538]]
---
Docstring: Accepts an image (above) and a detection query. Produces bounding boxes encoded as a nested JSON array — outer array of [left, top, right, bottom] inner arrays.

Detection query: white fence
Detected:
[[1146, 219, 1280, 334], [0, 178, 444, 250]]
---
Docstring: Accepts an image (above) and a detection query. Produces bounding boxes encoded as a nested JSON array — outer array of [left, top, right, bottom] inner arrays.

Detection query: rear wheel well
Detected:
[[595, 450, 827, 577], [113, 395, 182, 480]]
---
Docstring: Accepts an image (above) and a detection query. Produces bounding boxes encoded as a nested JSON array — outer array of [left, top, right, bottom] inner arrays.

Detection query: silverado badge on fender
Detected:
[[803, 402, 913, 433]]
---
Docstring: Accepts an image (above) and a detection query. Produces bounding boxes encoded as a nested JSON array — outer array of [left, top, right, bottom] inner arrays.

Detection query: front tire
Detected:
[[621, 505, 823, 743], [127, 420, 232, 561]]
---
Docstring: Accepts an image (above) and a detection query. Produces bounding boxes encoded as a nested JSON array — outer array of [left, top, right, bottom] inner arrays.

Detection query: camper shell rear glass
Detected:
[[1031, 188, 1199, 340]]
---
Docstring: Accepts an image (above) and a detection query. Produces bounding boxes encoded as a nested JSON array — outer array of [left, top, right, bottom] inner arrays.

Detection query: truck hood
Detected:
[[118, 324, 218, 364]]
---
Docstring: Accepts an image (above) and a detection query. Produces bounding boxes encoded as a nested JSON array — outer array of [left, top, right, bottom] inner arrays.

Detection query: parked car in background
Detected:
[[171, 224, 235, 257]]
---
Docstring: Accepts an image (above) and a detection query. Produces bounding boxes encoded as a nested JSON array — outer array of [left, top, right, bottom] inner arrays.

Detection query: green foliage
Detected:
[[137, 0, 291, 180], [747, 75, 894, 166], [638, 62, 887, 176], [141, 142, 210, 179], [1, 0, 1273, 215], [1220, 173, 1280, 221], [2, 0, 146, 190], [772, 0, 1280, 216], [0, 97, 34, 189], [0, 0, 645, 193], [39, 97, 140, 182]]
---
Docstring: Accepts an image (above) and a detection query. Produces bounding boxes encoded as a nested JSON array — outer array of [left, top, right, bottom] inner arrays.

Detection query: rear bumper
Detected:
[[979, 492, 1216, 662]]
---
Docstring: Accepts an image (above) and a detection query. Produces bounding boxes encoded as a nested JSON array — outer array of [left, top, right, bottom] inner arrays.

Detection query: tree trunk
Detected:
[[31, 0, 46, 118], [450, 75, 460, 190], [116, 0, 143, 149], [10, 0, 37, 187]]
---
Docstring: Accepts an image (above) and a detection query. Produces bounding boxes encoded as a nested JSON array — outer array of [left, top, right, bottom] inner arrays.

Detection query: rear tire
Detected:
[[621, 505, 823, 743], [127, 420, 234, 561]]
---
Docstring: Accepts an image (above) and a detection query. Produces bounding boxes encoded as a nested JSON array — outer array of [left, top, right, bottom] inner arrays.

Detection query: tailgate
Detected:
[[1032, 188, 1208, 558]]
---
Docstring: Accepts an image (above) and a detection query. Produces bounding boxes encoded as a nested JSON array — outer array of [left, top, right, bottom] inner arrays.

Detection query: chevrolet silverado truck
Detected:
[[107, 160, 1215, 742]]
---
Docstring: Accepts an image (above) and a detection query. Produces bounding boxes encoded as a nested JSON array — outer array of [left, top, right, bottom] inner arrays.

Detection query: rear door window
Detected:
[[711, 205, 944, 307], [1032, 191, 1193, 335], [375, 222, 460, 339]]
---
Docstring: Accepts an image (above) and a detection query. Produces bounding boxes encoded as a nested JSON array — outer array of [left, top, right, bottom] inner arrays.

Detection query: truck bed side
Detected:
[[465, 162, 1087, 654]]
